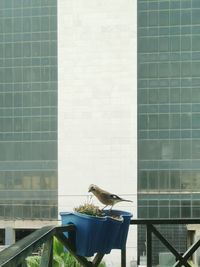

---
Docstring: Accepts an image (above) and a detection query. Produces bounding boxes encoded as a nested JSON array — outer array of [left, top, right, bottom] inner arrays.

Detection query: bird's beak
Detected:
[[88, 189, 91, 193]]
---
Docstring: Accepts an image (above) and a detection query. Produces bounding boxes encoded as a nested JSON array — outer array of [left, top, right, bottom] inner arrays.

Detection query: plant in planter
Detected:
[[60, 203, 132, 257], [25, 237, 107, 267]]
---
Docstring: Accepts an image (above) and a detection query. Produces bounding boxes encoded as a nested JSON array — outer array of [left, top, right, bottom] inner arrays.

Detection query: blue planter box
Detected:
[[60, 210, 132, 257]]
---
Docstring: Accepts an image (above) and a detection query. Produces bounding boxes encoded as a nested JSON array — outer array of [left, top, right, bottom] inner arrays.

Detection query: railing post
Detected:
[[146, 224, 152, 267], [121, 248, 126, 267], [39, 237, 53, 267]]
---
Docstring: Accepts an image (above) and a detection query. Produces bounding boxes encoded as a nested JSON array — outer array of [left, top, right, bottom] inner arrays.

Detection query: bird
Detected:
[[88, 184, 133, 210]]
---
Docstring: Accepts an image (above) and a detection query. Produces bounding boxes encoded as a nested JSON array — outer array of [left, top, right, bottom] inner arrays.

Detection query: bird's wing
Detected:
[[110, 194, 123, 201]]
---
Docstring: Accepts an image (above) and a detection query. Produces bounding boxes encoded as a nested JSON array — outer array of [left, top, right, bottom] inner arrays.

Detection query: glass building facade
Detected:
[[0, 0, 57, 219], [138, 0, 200, 262]]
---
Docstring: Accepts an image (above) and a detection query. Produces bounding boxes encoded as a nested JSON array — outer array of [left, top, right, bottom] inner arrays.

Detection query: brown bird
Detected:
[[88, 184, 133, 210]]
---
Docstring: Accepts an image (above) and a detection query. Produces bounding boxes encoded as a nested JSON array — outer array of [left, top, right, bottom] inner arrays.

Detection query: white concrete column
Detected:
[[58, 0, 137, 265], [5, 227, 15, 246]]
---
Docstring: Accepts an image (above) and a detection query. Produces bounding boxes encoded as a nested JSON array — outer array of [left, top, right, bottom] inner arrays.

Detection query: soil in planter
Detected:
[[74, 203, 121, 220], [74, 203, 104, 217]]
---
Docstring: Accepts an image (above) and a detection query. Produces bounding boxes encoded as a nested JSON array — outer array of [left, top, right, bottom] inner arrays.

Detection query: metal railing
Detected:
[[0, 224, 104, 267], [130, 218, 200, 267], [1, 219, 200, 267]]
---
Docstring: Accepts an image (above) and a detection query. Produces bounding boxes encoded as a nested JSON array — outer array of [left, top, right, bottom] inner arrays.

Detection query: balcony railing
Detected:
[[1, 219, 200, 267], [129, 218, 200, 267], [0, 224, 105, 267]]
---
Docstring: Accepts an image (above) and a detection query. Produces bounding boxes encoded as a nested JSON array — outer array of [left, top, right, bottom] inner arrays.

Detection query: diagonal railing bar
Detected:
[[55, 232, 92, 267], [0, 223, 106, 267], [0, 225, 75, 267], [151, 225, 191, 267], [173, 239, 200, 267], [0, 225, 56, 267], [93, 253, 105, 267], [55, 232, 107, 267]]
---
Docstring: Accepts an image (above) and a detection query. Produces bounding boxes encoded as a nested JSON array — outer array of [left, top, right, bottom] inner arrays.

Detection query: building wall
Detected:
[[138, 0, 200, 218], [58, 0, 137, 265], [138, 0, 200, 264], [0, 0, 58, 220]]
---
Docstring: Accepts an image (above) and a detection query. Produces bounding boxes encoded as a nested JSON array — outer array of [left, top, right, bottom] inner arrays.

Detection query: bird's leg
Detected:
[[102, 205, 107, 210], [109, 205, 113, 215]]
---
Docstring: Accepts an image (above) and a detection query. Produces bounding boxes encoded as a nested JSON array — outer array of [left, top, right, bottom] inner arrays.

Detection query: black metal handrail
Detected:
[[0, 224, 104, 267], [1, 219, 200, 267], [130, 218, 200, 267]]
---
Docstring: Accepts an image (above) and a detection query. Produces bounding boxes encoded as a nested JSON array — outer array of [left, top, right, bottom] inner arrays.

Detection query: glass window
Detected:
[[192, 9, 200, 24], [149, 171, 158, 190], [181, 10, 191, 25], [138, 12, 148, 27], [159, 11, 169, 26], [14, 118, 23, 132], [41, 41, 50, 56], [192, 140, 200, 159], [192, 114, 200, 128], [181, 200, 191, 218], [170, 37, 180, 51], [41, 67, 50, 81], [0, 172, 5, 189], [50, 16, 57, 31], [32, 17, 41, 32], [159, 171, 169, 189], [192, 62, 200, 76], [32, 42, 41, 57], [181, 62, 191, 77], [4, 118, 12, 132], [23, 43, 31, 57], [170, 171, 180, 190], [148, 38, 158, 52], [149, 11, 158, 26], [159, 114, 169, 129], [181, 140, 191, 159], [22, 143, 32, 160], [139, 115, 147, 130], [149, 89, 158, 104], [170, 114, 180, 129], [13, 68, 23, 83], [170, 88, 180, 103], [192, 88, 200, 102], [32, 117, 41, 131], [41, 17, 49, 31], [159, 206, 169, 218], [170, 63, 181, 77], [13, 18, 22, 33], [148, 115, 158, 129], [4, 19, 12, 33], [159, 89, 169, 103], [181, 114, 191, 129], [5, 43, 12, 58], [159, 63, 170, 77], [170, 206, 180, 218], [149, 63, 158, 78], [138, 171, 148, 190], [192, 35, 200, 51], [159, 37, 169, 52], [13, 43, 22, 58]]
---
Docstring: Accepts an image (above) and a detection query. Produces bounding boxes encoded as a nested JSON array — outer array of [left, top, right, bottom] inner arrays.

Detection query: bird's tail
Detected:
[[121, 198, 133, 203]]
